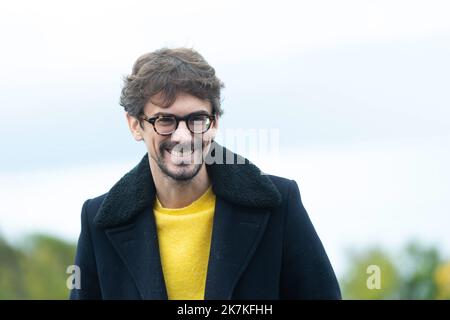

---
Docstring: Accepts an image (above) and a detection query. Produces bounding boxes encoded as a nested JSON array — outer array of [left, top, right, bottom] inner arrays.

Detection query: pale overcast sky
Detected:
[[1, 0, 449, 275]]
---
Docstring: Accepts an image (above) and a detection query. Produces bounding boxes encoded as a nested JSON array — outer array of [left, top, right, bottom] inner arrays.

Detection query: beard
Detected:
[[155, 139, 209, 182]]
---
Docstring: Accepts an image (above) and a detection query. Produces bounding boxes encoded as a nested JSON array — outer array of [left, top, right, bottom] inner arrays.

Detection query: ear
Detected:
[[126, 112, 144, 141]]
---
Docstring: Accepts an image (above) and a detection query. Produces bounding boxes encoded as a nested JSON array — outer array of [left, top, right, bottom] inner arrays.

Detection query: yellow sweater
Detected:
[[153, 186, 216, 300]]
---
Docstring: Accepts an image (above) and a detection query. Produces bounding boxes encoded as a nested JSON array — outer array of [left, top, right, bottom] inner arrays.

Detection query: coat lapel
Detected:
[[204, 198, 271, 299], [104, 206, 168, 300]]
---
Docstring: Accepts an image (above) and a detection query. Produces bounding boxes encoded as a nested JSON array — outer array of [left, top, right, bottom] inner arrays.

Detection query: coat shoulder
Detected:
[[265, 174, 298, 204], [82, 193, 108, 226]]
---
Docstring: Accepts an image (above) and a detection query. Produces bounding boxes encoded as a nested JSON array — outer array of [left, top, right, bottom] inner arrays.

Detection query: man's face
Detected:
[[127, 93, 217, 182]]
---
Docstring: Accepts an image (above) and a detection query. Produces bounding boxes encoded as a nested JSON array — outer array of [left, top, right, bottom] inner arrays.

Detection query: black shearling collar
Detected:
[[94, 142, 282, 228]]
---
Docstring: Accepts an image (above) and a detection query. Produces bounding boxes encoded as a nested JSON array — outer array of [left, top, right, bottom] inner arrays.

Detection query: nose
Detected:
[[170, 120, 192, 143]]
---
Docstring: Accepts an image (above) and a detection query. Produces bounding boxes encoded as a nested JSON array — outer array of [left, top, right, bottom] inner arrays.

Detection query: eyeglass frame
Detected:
[[140, 111, 216, 136]]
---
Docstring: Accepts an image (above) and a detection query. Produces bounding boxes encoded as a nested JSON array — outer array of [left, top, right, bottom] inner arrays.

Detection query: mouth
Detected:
[[164, 148, 194, 157], [163, 146, 196, 165]]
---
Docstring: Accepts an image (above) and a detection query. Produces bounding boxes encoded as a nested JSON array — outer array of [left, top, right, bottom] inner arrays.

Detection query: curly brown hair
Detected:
[[119, 47, 225, 121]]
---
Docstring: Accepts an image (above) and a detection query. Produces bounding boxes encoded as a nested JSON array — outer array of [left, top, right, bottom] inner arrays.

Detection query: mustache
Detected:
[[159, 141, 206, 153]]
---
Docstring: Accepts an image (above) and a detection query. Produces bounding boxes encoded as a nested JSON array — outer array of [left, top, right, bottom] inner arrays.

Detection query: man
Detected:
[[70, 47, 341, 300]]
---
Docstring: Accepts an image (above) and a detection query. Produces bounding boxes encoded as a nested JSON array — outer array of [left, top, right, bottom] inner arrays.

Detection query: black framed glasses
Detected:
[[141, 112, 216, 136]]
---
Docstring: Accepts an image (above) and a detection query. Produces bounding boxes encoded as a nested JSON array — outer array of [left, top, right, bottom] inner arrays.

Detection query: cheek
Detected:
[[202, 130, 215, 144], [151, 136, 170, 154], [141, 131, 162, 154], [151, 138, 161, 154]]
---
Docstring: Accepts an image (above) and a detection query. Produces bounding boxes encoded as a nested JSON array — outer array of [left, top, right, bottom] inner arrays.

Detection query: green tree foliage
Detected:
[[341, 241, 449, 300], [0, 234, 76, 299], [435, 262, 450, 299], [340, 247, 400, 299], [397, 242, 441, 299], [0, 236, 27, 299]]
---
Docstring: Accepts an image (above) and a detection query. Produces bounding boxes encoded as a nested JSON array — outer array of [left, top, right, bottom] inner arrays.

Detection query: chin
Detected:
[[165, 164, 203, 181], [157, 153, 203, 181]]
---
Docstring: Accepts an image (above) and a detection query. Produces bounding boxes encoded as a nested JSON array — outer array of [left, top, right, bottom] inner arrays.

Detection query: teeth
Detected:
[[168, 149, 193, 157]]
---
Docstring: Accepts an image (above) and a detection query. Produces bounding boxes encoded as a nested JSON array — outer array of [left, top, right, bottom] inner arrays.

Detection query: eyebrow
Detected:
[[151, 110, 211, 117]]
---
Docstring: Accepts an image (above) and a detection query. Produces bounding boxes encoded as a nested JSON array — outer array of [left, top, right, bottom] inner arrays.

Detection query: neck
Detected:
[[149, 160, 211, 209]]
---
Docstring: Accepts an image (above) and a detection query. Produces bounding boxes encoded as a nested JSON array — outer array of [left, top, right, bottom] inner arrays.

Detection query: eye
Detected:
[[188, 114, 212, 133], [156, 116, 176, 126], [189, 114, 209, 123]]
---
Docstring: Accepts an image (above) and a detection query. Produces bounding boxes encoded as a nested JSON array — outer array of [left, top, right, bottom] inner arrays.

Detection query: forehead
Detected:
[[144, 92, 212, 115]]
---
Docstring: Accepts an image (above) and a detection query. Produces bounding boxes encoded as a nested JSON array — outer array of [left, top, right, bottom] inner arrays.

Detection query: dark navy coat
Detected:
[[70, 143, 341, 299]]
